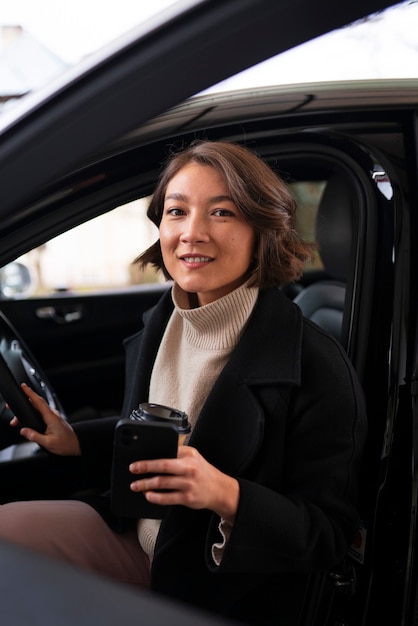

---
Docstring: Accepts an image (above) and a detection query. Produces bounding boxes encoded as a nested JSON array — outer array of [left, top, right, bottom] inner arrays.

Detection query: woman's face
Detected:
[[159, 163, 256, 306]]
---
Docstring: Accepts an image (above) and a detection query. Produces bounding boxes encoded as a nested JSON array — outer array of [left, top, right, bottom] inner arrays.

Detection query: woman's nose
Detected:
[[180, 214, 209, 243]]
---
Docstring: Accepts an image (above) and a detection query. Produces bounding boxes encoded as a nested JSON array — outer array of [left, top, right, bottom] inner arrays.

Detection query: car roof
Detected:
[[119, 78, 418, 146]]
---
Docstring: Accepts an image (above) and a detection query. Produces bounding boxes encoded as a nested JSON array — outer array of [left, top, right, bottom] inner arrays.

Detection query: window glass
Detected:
[[290, 181, 326, 272], [12, 197, 161, 297]]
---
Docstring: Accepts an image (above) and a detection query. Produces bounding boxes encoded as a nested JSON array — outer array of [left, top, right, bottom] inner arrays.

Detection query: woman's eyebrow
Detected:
[[209, 195, 233, 203], [164, 193, 233, 203], [165, 192, 186, 202]]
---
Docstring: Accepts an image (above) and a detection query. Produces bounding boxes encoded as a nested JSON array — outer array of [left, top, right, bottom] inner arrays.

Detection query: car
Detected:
[[0, 0, 414, 624]]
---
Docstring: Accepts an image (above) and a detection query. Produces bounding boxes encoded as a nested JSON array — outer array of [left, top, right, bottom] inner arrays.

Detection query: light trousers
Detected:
[[0, 500, 151, 588]]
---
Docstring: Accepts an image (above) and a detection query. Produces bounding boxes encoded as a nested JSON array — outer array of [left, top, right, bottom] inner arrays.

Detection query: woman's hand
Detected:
[[9, 383, 81, 456], [129, 445, 239, 523]]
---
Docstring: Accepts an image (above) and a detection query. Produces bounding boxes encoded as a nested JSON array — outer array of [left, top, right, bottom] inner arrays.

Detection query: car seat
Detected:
[[293, 174, 354, 343]]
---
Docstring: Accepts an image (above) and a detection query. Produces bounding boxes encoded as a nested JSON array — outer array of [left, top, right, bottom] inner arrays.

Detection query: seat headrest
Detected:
[[316, 175, 353, 282]]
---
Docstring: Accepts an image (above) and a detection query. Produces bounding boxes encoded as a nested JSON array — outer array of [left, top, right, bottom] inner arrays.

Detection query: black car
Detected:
[[0, 0, 415, 624]]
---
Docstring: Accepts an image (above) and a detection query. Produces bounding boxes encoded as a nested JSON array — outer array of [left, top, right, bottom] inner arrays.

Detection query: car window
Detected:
[[290, 180, 325, 273], [2, 197, 161, 298]]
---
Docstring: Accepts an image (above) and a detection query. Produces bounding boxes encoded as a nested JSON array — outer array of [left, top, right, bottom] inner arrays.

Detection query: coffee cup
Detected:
[[130, 402, 191, 444]]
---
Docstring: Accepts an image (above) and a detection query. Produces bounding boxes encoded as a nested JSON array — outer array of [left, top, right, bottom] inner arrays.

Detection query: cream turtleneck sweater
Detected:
[[137, 280, 259, 561]]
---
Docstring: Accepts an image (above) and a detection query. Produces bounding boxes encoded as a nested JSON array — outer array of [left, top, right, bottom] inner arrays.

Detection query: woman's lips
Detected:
[[179, 255, 214, 267], [181, 256, 213, 263]]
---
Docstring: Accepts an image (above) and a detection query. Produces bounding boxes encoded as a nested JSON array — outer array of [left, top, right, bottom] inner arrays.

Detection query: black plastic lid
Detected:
[[130, 402, 191, 434]]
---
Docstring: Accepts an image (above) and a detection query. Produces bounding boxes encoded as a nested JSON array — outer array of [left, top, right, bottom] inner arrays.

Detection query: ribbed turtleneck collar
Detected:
[[171, 281, 259, 351]]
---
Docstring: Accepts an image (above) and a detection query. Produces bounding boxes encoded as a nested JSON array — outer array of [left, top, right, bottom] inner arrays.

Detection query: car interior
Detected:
[[0, 0, 413, 622], [292, 173, 354, 343], [0, 120, 400, 624]]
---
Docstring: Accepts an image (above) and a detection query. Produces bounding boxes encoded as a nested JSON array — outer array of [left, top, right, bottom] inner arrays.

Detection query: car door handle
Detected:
[[35, 305, 83, 324]]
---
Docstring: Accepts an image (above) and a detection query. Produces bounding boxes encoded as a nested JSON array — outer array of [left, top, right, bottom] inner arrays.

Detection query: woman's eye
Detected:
[[213, 209, 234, 217], [166, 207, 184, 216]]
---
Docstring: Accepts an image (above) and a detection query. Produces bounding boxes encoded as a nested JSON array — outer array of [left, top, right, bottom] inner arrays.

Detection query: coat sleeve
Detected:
[[207, 320, 367, 575]]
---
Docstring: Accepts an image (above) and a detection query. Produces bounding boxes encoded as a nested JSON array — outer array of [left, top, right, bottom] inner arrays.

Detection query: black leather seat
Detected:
[[293, 175, 354, 343]]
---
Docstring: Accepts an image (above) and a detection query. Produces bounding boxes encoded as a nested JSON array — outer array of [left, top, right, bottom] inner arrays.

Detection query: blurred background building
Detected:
[[0, 25, 67, 112]]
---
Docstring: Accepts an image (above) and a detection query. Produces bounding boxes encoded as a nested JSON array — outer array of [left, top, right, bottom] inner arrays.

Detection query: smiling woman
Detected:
[[0, 1, 414, 625], [0, 140, 367, 626]]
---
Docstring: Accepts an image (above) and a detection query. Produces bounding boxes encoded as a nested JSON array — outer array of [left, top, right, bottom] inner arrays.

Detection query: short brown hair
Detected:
[[135, 140, 315, 288]]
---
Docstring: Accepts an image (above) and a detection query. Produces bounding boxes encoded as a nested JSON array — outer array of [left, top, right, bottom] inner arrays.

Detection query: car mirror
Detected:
[[0, 262, 33, 299]]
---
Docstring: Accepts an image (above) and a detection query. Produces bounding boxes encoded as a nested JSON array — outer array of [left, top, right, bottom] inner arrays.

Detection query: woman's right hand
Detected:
[[9, 383, 81, 456]]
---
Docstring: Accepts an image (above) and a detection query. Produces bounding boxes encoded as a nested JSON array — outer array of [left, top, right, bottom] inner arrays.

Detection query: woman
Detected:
[[0, 141, 367, 625]]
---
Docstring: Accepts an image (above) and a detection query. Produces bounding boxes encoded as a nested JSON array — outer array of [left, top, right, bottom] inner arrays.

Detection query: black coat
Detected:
[[124, 286, 366, 624], [77, 286, 367, 625]]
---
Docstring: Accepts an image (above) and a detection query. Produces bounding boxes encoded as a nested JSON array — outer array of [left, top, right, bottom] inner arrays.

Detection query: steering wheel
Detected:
[[0, 310, 66, 434]]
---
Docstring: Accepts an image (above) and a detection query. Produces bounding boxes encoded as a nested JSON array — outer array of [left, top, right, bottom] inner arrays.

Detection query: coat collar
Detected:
[[129, 285, 304, 394]]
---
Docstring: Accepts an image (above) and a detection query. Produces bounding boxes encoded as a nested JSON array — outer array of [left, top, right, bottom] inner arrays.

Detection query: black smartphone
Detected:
[[111, 418, 178, 519]]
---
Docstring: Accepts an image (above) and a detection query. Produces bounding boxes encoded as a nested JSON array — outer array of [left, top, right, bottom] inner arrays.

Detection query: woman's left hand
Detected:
[[129, 445, 239, 523]]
